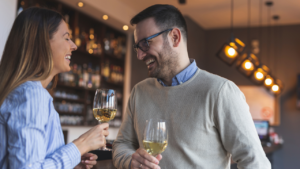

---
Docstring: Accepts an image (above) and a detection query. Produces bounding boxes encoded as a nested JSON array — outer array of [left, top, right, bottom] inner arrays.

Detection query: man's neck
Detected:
[[160, 56, 191, 86]]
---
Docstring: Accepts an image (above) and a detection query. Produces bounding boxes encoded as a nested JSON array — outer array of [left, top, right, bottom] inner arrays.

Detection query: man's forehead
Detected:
[[134, 18, 160, 42]]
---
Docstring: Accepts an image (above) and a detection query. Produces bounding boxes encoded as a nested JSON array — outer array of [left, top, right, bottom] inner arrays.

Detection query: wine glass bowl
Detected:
[[143, 119, 168, 156], [93, 89, 117, 123]]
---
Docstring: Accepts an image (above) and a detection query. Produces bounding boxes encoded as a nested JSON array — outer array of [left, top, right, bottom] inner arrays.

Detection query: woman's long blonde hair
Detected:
[[0, 7, 63, 106]]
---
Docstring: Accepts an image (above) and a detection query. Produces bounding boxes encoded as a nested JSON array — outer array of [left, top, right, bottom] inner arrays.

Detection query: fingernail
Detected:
[[85, 160, 89, 163], [90, 157, 93, 160], [155, 159, 159, 164]]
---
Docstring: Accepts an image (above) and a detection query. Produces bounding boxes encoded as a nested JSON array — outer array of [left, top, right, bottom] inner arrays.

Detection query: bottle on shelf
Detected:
[[74, 27, 81, 47]]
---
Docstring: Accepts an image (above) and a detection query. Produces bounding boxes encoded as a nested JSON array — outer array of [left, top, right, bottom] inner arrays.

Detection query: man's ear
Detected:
[[169, 28, 181, 47]]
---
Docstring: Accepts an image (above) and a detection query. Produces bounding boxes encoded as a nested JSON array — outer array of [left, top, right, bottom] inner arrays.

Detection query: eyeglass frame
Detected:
[[133, 28, 173, 53]]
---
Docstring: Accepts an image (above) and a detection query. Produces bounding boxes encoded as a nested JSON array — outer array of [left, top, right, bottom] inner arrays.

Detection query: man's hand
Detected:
[[131, 148, 162, 169], [74, 153, 98, 169]]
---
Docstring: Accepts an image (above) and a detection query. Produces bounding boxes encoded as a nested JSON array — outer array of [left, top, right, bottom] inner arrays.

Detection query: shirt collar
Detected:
[[157, 59, 198, 86]]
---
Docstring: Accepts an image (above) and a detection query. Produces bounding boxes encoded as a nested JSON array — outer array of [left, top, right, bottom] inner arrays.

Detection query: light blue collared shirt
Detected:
[[157, 59, 198, 86], [0, 81, 81, 168]]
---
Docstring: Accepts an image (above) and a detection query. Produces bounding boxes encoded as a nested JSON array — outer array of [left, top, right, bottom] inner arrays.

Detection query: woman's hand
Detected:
[[74, 153, 98, 169], [73, 123, 109, 155]]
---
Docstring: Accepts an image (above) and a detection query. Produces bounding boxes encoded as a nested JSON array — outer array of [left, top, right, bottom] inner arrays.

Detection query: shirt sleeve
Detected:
[[4, 86, 81, 169], [214, 81, 271, 169], [112, 87, 139, 169]]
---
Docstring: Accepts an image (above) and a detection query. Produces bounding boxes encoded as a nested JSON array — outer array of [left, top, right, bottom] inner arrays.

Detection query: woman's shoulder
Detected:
[[1, 81, 52, 112], [12, 81, 51, 98]]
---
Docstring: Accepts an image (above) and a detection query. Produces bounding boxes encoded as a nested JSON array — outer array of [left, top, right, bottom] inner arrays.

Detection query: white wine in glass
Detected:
[[93, 89, 117, 150], [143, 119, 168, 156]]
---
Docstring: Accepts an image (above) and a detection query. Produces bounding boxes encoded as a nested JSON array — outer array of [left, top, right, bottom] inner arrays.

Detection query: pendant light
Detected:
[[216, 0, 245, 65], [236, 0, 260, 77], [271, 15, 283, 94], [263, 1, 275, 89], [251, 0, 270, 84]]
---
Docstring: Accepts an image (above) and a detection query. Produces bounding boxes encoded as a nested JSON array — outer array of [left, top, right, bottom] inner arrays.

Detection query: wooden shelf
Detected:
[[56, 83, 97, 92], [54, 97, 86, 103], [57, 111, 84, 116]]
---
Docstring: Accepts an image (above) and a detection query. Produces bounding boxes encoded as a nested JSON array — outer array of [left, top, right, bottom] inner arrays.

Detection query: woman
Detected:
[[0, 7, 109, 169]]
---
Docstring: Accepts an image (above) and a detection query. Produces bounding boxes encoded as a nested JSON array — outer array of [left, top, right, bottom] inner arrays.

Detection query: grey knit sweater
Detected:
[[112, 69, 271, 169]]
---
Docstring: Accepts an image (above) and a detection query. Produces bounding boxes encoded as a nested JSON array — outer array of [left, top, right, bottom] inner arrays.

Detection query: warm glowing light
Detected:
[[272, 85, 279, 92], [21, 1, 25, 6], [103, 15, 108, 20], [92, 44, 97, 48], [89, 49, 93, 54], [235, 38, 245, 47], [255, 72, 264, 80], [224, 45, 237, 58], [78, 2, 84, 7], [243, 60, 253, 70], [89, 34, 94, 40], [123, 25, 129, 31], [228, 47, 236, 56], [265, 78, 273, 86]]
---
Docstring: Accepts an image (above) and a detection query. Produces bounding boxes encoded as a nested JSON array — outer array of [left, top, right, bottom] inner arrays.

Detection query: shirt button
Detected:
[[180, 82, 183, 84], [28, 164, 32, 167]]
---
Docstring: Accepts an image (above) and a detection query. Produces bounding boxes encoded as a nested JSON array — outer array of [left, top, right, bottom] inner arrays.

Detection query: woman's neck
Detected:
[[40, 74, 55, 88]]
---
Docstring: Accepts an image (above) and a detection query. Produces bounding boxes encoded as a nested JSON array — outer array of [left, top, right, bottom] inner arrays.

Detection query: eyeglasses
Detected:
[[133, 28, 173, 53]]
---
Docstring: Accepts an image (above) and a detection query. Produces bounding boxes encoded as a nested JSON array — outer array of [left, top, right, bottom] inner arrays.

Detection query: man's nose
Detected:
[[137, 48, 146, 60]]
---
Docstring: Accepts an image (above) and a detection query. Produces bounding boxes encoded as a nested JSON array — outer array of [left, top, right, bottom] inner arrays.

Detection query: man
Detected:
[[112, 4, 271, 169]]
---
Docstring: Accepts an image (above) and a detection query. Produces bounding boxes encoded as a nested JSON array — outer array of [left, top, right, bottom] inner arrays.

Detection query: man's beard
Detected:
[[148, 40, 178, 79]]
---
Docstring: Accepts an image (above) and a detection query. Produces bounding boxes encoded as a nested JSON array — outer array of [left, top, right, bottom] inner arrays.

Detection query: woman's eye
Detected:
[[66, 38, 70, 41]]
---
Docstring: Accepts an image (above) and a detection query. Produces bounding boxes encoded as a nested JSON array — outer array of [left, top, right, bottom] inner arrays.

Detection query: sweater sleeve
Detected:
[[214, 81, 271, 169], [2, 86, 81, 169], [112, 87, 139, 169]]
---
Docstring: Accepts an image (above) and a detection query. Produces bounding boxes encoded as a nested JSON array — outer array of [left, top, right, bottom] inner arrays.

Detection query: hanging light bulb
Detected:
[[236, 52, 259, 77], [264, 75, 274, 87], [271, 79, 283, 94], [251, 65, 270, 84], [216, 0, 245, 65]]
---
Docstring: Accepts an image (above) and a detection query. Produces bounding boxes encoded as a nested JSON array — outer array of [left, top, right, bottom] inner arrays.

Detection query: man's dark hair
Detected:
[[130, 4, 187, 42]]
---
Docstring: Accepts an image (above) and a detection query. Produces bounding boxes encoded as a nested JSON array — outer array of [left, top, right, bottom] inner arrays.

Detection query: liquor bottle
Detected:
[[95, 66, 100, 88], [102, 60, 110, 81], [78, 65, 84, 87], [83, 64, 88, 87], [87, 28, 95, 54], [73, 64, 79, 86], [87, 63, 93, 88], [74, 27, 81, 47]]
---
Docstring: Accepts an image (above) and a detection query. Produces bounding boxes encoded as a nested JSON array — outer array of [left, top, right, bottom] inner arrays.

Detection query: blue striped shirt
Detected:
[[157, 59, 198, 86], [0, 81, 81, 168]]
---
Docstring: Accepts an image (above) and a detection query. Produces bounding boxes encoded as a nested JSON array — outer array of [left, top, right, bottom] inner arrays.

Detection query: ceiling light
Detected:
[[78, 2, 84, 8], [236, 52, 260, 77], [271, 79, 283, 94], [103, 15, 108, 20], [123, 25, 129, 31], [251, 65, 270, 84], [216, 0, 245, 65]]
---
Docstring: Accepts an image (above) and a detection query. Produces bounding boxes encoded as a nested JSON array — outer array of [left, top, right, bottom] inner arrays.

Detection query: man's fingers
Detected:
[[137, 149, 159, 165], [156, 154, 162, 161]]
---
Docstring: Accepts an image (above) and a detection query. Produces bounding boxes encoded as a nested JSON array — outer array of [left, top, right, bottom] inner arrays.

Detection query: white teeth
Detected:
[[146, 59, 155, 65], [65, 56, 71, 60]]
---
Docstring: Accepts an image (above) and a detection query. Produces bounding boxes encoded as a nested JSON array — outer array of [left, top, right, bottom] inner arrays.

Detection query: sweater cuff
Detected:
[[64, 142, 81, 167]]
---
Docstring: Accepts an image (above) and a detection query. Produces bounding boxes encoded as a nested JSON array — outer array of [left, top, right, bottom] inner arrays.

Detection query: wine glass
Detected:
[[93, 89, 117, 150], [143, 119, 168, 157]]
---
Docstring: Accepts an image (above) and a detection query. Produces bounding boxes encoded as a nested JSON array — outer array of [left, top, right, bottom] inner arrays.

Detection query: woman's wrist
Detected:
[[73, 138, 88, 156]]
